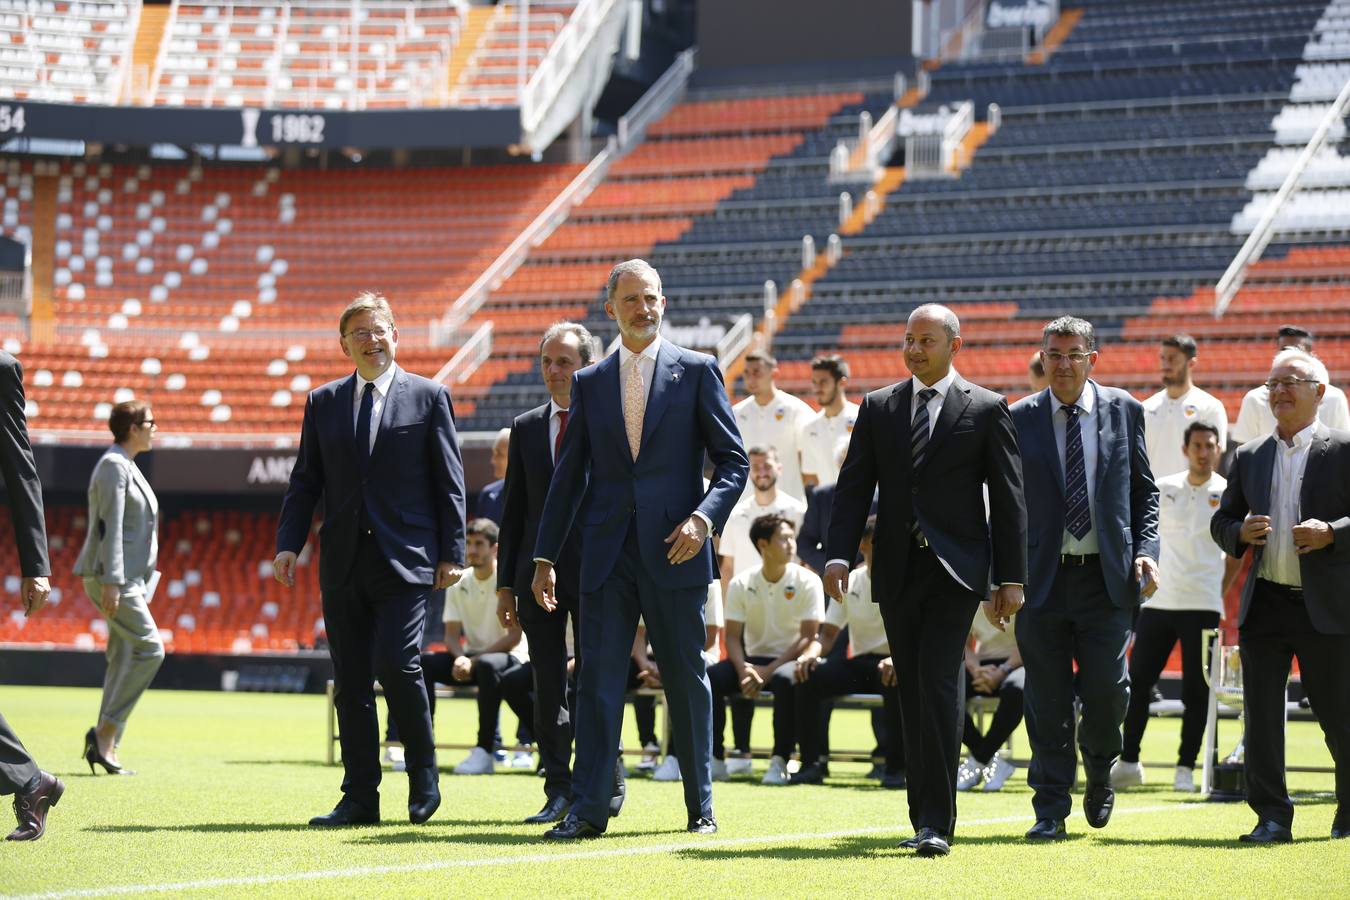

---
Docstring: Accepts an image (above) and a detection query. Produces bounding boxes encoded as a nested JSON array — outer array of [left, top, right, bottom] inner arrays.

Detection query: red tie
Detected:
[[554, 409, 568, 462]]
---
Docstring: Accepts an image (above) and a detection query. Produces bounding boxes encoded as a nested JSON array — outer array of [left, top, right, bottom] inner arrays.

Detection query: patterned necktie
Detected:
[[554, 409, 568, 463], [356, 382, 374, 475], [624, 354, 645, 461], [911, 387, 937, 468], [1062, 404, 1091, 540]]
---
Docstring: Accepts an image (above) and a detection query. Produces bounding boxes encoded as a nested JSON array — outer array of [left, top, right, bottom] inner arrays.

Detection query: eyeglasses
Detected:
[[1043, 351, 1091, 365], [343, 327, 390, 342], [1264, 377, 1319, 391], [139, 419, 157, 428]]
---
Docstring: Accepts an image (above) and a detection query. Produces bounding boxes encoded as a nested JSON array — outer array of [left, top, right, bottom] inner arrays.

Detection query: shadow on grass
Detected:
[[1093, 834, 1343, 848], [674, 832, 1088, 862], [222, 759, 334, 768], [349, 827, 681, 846]]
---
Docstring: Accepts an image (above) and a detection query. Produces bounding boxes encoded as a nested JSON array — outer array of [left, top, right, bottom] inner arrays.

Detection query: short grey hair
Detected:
[[1042, 315, 1096, 351], [909, 303, 960, 341], [539, 320, 597, 365], [1271, 346, 1325, 384], [494, 427, 511, 446], [606, 259, 662, 302], [339, 291, 394, 335]]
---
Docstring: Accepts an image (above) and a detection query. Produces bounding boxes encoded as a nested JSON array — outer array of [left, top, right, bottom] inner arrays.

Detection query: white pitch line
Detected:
[[8, 803, 1210, 900]]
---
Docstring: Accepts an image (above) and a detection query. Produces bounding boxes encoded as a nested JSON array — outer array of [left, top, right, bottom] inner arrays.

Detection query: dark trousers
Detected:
[[962, 661, 1024, 764], [573, 524, 712, 825], [796, 653, 903, 770], [883, 542, 982, 837], [419, 651, 534, 750], [324, 534, 435, 806], [625, 660, 659, 748], [1018, 559, 1132, 822], [708, 656, 796, 760], [0, 712, 39, 795], [1240, 580, 1350, 829], [520, 596, 580, 801], [1121, 607, 1220, 769]]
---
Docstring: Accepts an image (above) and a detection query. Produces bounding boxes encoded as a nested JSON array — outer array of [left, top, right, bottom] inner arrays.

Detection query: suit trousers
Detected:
[[82, 576, 165, 739], [1240, 580, 1350, 829], [1018, 559, 1132, 822], [1121, 607, 1219, 769], [0, 712, 39, 795], [883, 542, 982, 838], [572, 523, 712, 826], [708, 656, 796, 761], [325, 532, 435, 805], [796, 653, 903, 770], [520, 597, 580, 802]]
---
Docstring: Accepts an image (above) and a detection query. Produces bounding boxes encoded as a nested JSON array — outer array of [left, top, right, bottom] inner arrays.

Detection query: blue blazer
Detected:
[[276, 365, 467, 591], [1010, 382, 1159, 609], [534, 341, 748, 594]]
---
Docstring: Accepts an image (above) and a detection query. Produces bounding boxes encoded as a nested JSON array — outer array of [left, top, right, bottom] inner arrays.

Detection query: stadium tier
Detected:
[[0, 0, 137, 105]]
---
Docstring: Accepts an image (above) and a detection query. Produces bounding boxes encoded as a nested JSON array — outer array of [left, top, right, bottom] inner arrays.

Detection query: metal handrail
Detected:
[[715, 314, 753, 372], [434, 320, 493, 385], [616, 47, 696, 150], [519, 0, 620, 137]]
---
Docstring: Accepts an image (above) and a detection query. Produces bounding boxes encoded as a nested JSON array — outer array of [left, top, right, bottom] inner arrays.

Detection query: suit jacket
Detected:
[[497, 401, 582, 615], [534, 341, 748, 594], [474, 477, 505, 525], [1011, 382, 1159, 609], [798, 483, 876, 573], [0, 352, 48, 577], [276, 364, 466, 591], [74, 445, 158, 585], [1211, 423, 1350, 634], [826, 373, 1027, 605]]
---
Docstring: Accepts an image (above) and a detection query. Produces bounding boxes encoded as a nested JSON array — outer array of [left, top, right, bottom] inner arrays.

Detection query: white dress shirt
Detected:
[[353, 364, 396, 455], [1258, 420, 1317, 588], [617, 335, 661, 409], [547, 399, 568, 465], [1053, 383, 1100, 555]]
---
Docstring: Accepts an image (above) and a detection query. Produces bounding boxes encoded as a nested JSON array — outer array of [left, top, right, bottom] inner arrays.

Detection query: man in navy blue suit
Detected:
[[1010, 316, 1159, 842], [531, 259, 748, 839], [276, 292, 467, 828]]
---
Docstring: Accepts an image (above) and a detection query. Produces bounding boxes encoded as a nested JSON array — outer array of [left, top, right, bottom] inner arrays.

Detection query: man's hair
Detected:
[[909, 303, 960, 341], [1042, 316, 1096, 352], [539, 321, 596, 365], [810, 354, 850, 381], [339, 291, 395, 336], [1028, 352, 1045, 378], [494, 427, 510, 445], [1277, 324, 1313, 350], [1183, 422, 1220, 447], [749, 513, 794, 555], [466, 518, 500, 544], [1271, 346, 1325, 384], [744, 350, 778, 369], [862, 514, 877, 540], [1162, 333, 1198, 360], [747, 444, 779, 462], [109, 399, 152, 443], [606, 259, 662, 302]]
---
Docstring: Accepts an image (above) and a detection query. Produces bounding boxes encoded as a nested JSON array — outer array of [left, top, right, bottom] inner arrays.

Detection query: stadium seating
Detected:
[[0, 0, 136, 105], [453, 1, 578, 106]]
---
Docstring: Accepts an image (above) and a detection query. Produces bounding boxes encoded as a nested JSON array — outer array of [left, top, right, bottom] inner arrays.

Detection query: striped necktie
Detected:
[[1062, 404, 1091, 540], [911, 387, 937, 469]]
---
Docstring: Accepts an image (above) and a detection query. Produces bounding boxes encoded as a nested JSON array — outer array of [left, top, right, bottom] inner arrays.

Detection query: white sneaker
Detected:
[[761, 755, 789, 786], [725, 753, 753, 776], [956, 755, 984, 791], [1110, 759, 1144, 789], [454, 746, 496, 775], [982, 753, 1016, 792], [510, 749, 536, 770], [637, 742, 661, 773], [382, 745, 406, 773], [1173, 765, 1196, 793], [652, 755, 682, 782], [711, 758, 730, 781]]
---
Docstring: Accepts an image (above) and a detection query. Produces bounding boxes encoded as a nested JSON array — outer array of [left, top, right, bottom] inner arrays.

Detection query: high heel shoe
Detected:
[[84, 727, 133, 775]]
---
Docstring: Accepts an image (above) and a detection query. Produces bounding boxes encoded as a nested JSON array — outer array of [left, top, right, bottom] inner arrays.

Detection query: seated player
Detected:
[[707, 514, 822, 785], [956, 610, 1024, 792], [791, 516, 905, 788]]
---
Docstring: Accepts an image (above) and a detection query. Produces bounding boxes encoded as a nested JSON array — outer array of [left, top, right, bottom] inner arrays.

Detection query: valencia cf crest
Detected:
[[775, 406, 786, 421], [784, 586, 796, 600], [1209, 492, 1221, 508], [1184, 404, 1197, 419]]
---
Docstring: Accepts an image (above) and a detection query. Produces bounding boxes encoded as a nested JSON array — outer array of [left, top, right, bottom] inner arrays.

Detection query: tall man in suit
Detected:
[[276, 292, 466, 828], [0, 351, 63, 842], [1211, 346, 1350, 844], [532, 259, 748, 839], [825, 304, 1027, 858], [1010, 316, 1160, 841], [496, 321, 599, 824]]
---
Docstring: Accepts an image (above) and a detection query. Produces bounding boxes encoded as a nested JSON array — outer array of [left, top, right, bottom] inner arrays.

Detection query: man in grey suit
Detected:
[[1010, 316, 1160, 841], [1211, 347, 1350, 843]]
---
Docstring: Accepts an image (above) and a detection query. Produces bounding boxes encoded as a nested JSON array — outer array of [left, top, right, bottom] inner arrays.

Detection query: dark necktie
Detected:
[[1062, 404, 1091, 540], [356, 382, 374, 475], [554, 409, 568, 463], [911, 387, 937, 469]]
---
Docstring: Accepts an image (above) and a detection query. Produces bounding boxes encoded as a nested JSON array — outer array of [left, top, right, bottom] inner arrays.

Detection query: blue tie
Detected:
[[1062, 404, 1091, 540], [356, 382, 374, 475]]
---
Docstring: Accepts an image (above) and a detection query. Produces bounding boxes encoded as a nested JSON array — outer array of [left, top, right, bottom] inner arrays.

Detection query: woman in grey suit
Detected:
[[74, 400, 163, 774]]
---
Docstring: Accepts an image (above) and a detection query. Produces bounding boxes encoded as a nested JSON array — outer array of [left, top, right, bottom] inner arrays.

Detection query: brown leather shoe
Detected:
[[6, 771, 64, 841]]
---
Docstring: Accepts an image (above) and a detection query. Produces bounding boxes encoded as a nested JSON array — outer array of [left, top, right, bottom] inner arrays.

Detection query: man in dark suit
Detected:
[[1211, 346, 1350, 844], [826, 303, 1027, 858], [473, 428, 509, 524], [532, 259, 747, 839], [276, 292, 466, 828], [0, 351, 63, 842], [1011, 316, 1160, 842], [496, 321, 599, 824]]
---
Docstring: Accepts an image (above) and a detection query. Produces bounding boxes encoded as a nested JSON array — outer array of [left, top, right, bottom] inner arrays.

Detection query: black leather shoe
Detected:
[[687, 815, 717, 834], [408, 767, 441, 825], [524, 795, 570, 824], [1025, 818, 1068, 841], [1331, 824, 1349, 839], [880, 768, 907, 790], [898, 832, 921, 849], [789, 762, 826, 785], [1239, 820, 1292, 844], [915, 827, 950, 857], [609, 756, 627, 818], [5, 771, 64, 841], [309, 796, 379, 827], [545, 812, 605, 840], [1083, 783, 1115, 829]]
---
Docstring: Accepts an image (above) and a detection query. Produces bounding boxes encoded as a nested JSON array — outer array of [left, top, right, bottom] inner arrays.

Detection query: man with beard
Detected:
[[799, 355, 857, 490], [733, 351, 814, 502], [1141, 334, 1228, 479]]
